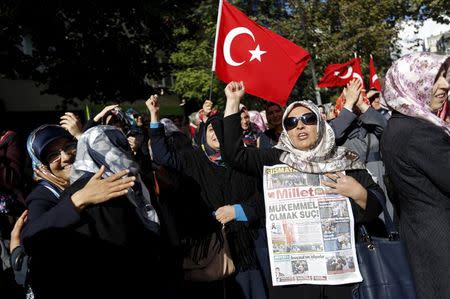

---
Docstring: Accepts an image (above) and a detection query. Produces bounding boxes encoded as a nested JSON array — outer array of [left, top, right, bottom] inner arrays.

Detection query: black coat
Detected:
[[21, 175, 161, 299], [149, 125, 264, 272], [381, 112, 450, 299], [223, 113, 384, 299]]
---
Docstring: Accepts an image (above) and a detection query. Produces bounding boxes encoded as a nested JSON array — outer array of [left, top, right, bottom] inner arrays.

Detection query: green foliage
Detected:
[[0, 0, 196, 108], [3, 0, 448, 110]]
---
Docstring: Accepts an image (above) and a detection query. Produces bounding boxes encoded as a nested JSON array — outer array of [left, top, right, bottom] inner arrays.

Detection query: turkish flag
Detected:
[[317, 58, 364, 88], [213, 0, 310, 106], [369, 55, 382, 91]]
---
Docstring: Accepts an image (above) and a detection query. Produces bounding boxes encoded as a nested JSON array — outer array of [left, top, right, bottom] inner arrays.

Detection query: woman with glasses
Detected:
[[20, 125, 140, 299], [222, 81, 385, 299]]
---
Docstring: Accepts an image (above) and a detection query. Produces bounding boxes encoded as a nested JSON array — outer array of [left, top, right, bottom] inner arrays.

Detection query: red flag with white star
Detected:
[[213, 0, 310, 106], [369, 54, 382, 91]]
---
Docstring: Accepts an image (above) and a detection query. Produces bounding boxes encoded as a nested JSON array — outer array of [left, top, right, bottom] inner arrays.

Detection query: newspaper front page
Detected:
[[263, 164, 363, 286]]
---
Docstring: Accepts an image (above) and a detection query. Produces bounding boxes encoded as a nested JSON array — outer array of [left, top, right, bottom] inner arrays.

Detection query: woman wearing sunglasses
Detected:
[[222, 81, 384, 299]]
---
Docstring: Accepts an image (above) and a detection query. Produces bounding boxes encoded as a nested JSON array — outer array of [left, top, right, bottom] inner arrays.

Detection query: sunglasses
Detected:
[[283, 112, 318, 130], [45, 141, 77, 164]]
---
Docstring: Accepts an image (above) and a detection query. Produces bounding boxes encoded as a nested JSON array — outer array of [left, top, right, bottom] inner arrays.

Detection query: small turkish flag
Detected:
[[317, 58, 364, 88], [369, 54, 382, 91], [213, 0, 310, 106]]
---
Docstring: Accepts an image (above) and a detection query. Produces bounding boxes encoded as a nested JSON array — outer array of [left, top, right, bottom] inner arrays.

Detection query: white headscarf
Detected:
[[71, 125, 159, 232], [275, 101, 365, 173]]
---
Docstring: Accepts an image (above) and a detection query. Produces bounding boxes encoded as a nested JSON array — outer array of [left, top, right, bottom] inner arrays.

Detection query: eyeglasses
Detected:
[[45, 142, 77, 164], [283, 112, 318, 130]]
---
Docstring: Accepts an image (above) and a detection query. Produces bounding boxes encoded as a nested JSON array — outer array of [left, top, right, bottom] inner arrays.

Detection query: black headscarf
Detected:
[[197, 114, 226, 167], [187, 114, 259, 271]]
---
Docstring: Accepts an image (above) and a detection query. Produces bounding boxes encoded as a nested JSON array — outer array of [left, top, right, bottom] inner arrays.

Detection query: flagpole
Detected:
[[211, 0, 223, 72], [299, 1, 321, 105], [210, 0, 223, 100]]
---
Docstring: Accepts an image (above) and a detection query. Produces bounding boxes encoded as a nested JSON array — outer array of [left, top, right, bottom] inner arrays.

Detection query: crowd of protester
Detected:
[[0, 52, 449, 299]]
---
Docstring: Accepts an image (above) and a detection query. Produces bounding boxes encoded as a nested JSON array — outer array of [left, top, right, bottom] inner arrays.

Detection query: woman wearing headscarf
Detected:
[[222, 81, 385, 299], [380, 52, 450, 299], [147, 95, 267, 299], [330, 80, 392, 220], [240, 106, 262, 148], [21, 125, 159, 299]]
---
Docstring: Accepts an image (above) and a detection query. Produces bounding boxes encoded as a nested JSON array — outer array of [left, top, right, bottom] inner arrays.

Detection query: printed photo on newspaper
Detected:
[[263, 164, 363, 286]]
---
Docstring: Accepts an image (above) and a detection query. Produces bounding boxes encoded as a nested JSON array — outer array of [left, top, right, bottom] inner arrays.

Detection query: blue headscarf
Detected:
[[27, 125, 73, 198]]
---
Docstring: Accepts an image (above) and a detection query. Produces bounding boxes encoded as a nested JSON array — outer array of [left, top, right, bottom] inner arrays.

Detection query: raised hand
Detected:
[[71, 166, 136, 211], [202, 99, 214, 116], [145, 94, 160, 123], [93, 104, 119, 122], [60, 112, 83, 139], [225, 81, 245, 101], [322, 172, 368, 209], [224, 81, 245, 117], [343, 79, 362, 111], [356, 90, 370, 114]]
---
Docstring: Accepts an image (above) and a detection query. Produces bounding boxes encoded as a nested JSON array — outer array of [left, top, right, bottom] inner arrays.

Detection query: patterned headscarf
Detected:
[[275, 101, 365, 173], [382, 52, 450, 135], [71, 125, 159, 232]]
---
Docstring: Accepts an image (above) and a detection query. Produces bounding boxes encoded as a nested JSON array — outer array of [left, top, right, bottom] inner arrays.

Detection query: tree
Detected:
[[274, 0, 414, 104], [169, 0, 418, 108], [0, 0, 196, 108]]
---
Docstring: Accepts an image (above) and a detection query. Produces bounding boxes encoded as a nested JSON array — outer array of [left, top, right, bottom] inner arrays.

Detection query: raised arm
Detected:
[[146, 95, 188, 172], [330, 80, 361, 139], [222, 81, 280, 177], [358, 107, 388, 138], [330, 80, 387, 140]]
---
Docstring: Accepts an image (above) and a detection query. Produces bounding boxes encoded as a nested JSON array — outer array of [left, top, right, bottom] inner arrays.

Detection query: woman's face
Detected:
[[240, 111, 250, 131], [286, 106, 318, 150], [318, 106, 327, 121], [430, 70, 450, 113], [43, 138, 76, 182], [266, 105, 283, 127], [206, 124, 220, 151]]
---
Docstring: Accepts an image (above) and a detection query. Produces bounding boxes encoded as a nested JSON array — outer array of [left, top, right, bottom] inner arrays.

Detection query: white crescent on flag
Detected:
[[352, 72, 363, 83], [223, 27, 255, 66], [372, 74, 379, 83], [334, 66, 353, 79]]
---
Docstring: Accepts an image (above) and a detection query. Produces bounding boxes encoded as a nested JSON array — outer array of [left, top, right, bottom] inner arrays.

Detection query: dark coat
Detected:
[[381, 112, 450, 299], [223, 113, 384, 299], [149, 125, 264, 272], [21, 175, 161, 299]]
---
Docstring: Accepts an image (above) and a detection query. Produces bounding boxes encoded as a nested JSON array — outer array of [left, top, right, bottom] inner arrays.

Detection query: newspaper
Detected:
[[263, 164, 363, 286]]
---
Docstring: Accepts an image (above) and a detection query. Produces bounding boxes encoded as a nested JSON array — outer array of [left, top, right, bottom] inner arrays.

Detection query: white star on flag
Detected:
[[249, 45, 267, 62]]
